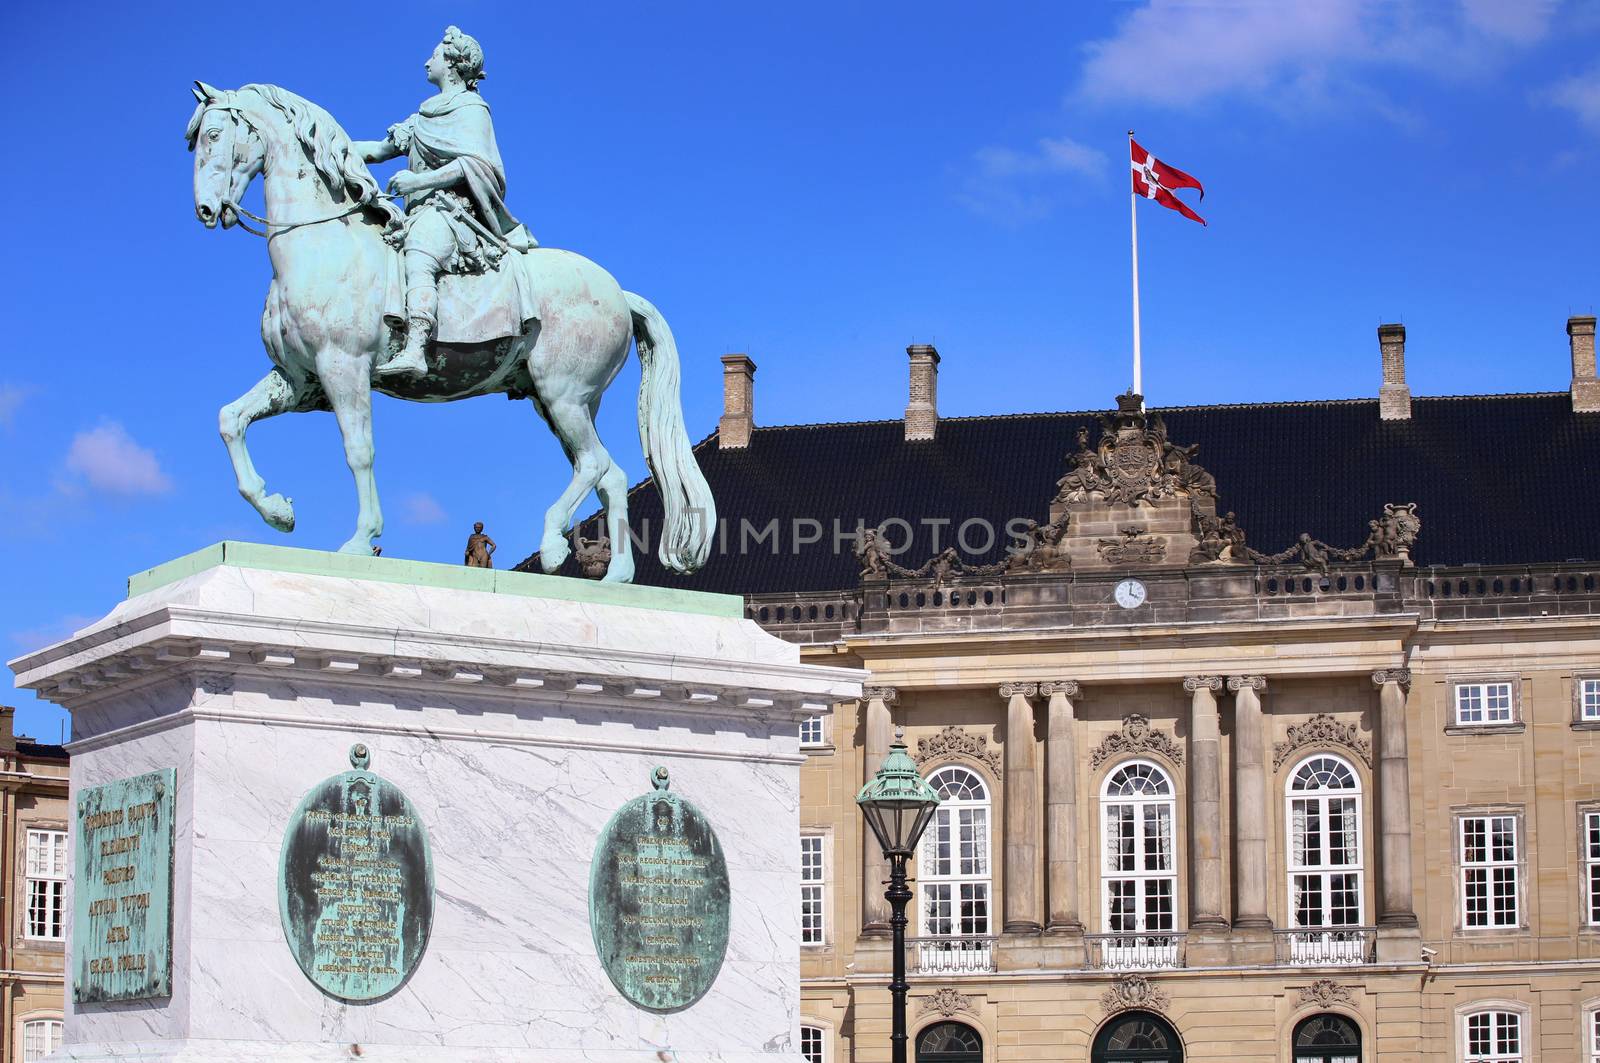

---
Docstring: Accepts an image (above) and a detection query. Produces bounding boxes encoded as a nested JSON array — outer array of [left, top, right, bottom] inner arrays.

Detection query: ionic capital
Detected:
[[1183, 675, 1224, 693], [1040, 680, 1081, 699], [1227, 675, 1267, 693], [1371, 668, 1412, 692], [863, 685, 899, 704], [999, 682, 1039, 700]]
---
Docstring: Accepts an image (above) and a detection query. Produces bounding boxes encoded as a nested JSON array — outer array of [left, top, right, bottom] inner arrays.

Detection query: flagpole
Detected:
[[1129, 130, 1143, 402]]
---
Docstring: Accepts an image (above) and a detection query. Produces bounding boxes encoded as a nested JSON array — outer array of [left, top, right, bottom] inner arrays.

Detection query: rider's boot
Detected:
[[376, 252, 440, 380], [377, 314, 434, 379]]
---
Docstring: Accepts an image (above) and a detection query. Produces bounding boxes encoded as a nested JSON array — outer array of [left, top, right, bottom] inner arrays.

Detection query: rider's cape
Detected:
[[384, 90, 539, 345]]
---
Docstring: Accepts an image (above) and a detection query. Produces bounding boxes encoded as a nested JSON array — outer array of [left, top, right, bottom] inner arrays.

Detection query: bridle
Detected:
[[199, 94, 397, 240]]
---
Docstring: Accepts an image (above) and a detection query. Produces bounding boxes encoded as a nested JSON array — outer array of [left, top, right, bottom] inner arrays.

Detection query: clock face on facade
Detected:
[[1114, 578, 1148, 609]]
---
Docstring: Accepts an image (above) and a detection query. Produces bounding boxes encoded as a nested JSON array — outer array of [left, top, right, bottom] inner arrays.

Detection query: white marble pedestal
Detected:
[[10, 542, 862, 1062]]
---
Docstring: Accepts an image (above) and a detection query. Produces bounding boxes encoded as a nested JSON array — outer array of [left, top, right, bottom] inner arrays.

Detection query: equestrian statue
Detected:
[[187, 26, 714, 581]]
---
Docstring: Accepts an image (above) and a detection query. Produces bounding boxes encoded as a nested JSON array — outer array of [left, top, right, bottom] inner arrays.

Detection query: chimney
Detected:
[[0, 706, 14, 753], [1570, 316, 1599, 413], [904, 344, 940, 441], [718, 353, 756, 449], [1378, 323, 1410, 421]]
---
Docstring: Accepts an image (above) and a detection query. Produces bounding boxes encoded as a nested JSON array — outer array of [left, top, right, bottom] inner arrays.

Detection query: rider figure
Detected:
[[354, 26, 534, 379]]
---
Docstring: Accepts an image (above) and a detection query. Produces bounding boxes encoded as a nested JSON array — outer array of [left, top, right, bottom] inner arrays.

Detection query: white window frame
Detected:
[[1458, 813, 1522, 931], [1451, 678, 1519, 728], [1585, 1001, 1600, 1063], [799, 714, 827, 749], [1585, 808, 1600, 928], [23, 829, 67, 941], [916, 765, 992, 973], [1285, 754, 1365, 964], [1460, 1005, 1524, 1063], [799, 1023, 828, 1063], [1100, 759, 1178, 966], [1577, 675, 1600, 726], [800, 832, 827, 947], [20, 1017, 63, 1062]]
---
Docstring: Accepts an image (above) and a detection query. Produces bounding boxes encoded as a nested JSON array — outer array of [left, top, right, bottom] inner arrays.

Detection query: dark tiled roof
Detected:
[[521, 393, 1600, 596], [17, 741, 67, 760]]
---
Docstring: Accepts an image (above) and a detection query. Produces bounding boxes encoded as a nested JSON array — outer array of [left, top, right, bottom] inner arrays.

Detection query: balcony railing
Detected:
[[907, 935, 997, 974], [1085, 932, 1187, 970], [1274, 927, 1375, 966]]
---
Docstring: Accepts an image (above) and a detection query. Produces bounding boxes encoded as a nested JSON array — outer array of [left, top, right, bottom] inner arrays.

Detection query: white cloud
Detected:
[[399, 491, 448, 525], [1077, 0, 1556, 111], [9, 613, 97, 651], [958, 136, 1108, 222], [64, 422, 173, 496], [1548, 65, 1600, 132], [0, 384, 26, 429]]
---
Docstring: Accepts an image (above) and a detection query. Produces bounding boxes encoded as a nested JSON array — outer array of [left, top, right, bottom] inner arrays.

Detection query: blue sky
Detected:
[[4, 1, 1598, 740]]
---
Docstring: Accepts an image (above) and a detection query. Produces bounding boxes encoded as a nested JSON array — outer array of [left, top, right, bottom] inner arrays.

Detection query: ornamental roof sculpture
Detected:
[[915, 726, 1003, 777], [1090, 715, 1184, 769]]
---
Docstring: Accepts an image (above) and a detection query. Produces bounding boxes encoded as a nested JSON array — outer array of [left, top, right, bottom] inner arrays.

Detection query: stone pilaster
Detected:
[[1040, 681, 1082, 935], [1000, 682, 1042, 934], [1372, 669, 1420, 961], [1228, 676, 1271, 942], [861, 685, 897, 936], [1184, 676, 1227, 932]]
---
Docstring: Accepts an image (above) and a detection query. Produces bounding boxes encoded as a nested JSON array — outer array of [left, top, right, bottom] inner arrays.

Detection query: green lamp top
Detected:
[[855, 729, 942, 809]]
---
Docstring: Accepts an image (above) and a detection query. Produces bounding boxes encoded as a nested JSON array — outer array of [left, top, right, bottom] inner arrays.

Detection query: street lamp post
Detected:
[[855, 728, 942, 1063]]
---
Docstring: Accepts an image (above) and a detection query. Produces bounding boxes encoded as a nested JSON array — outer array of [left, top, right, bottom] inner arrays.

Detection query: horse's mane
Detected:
[[188, 84, 403, 228]]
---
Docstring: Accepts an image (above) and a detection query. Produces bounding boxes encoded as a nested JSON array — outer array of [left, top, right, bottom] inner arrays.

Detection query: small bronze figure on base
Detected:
[[464, 522, 496, 568]]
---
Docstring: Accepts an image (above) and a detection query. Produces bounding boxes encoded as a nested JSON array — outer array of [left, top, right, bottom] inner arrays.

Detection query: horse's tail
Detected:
[[625, 291, 716, 574]]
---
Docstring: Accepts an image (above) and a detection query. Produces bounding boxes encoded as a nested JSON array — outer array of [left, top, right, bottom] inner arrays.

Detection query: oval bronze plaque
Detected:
[[278, 743, 433, 1003], [589, 767, 731, 1013]]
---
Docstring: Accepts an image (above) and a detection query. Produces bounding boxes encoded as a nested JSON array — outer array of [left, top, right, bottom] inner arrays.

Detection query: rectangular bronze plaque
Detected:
[[73, 769, 175, 1003]]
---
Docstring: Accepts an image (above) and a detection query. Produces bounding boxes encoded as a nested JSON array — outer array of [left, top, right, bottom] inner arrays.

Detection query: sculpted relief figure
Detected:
[[186, 29, 715, 580], [352, 27, 535, 379]]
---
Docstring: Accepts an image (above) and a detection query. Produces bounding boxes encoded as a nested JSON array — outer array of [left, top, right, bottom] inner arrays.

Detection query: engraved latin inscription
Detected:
[[73, 771, 175, 1003], [589, 771, 731, 1013], [278, 748, 434, 1004]]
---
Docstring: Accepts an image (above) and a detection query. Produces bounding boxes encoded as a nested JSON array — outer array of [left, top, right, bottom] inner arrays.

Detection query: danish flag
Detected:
[[1130, 138, 1206, 226]]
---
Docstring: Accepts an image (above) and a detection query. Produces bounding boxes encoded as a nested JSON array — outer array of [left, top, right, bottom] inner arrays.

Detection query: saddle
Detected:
[[381, 248, 540, 346]]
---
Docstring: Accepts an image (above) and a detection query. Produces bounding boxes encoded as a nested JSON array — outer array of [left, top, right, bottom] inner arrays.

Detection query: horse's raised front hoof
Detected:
[[601, 556, 636, 584], [540, 536, 571, 573], [258, 493, 296, 533]]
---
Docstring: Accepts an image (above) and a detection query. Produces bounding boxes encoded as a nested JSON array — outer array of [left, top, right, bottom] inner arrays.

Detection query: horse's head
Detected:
[[186, 81, 263, 229]]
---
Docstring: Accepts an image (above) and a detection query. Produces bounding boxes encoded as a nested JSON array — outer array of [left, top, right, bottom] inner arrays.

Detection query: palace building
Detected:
[[524, 316, 1600, 1063], [0, 707, 69, 1063]]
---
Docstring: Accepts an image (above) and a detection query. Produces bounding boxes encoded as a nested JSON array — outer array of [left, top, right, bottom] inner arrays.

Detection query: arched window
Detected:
[[916, 766, 992, 974], [1092, 1010, 1183, 1062], [1463, 1009, 1522, 1063], [1293, 1013, 1361, 1063], [916, 1021, 982, 1063], [21, 1019, 63, 1062], [799, 1023, 826, 1063], [1101, 761, 1177, 967], [1286, 754, 1365, 964]]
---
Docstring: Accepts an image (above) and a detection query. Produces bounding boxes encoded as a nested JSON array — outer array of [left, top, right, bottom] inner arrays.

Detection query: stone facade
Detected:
[[767, 397, 1600, 1062], [0, 709, 68, 1063]]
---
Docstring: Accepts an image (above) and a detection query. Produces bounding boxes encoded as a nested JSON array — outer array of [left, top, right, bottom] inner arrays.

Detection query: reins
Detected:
[[223, 194, 399, 239]]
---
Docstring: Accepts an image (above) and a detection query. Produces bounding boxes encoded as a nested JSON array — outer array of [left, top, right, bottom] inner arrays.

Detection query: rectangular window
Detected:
[[1464, 1009, 1521, 1062], [1583, 678, 1600, 722], [22, 1019, 63, 1062], [799, 715, 825, 747], [1455, 682, 1515, 726], [800, 834, 826, 945], [1588, 812, 1600, 926], [1591, 1009, 1600, 1063], [1461, 816, 1519, 929], [24, 830, 67, 941]]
